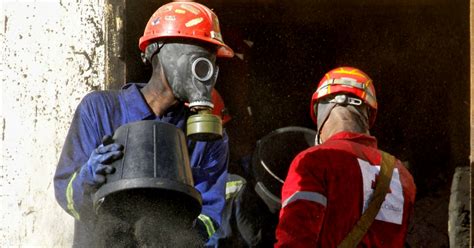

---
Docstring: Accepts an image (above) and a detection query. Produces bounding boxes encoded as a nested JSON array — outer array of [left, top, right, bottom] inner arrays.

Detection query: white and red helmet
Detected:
[[310, 67, 377, 127], [139, 1, 234, 58]]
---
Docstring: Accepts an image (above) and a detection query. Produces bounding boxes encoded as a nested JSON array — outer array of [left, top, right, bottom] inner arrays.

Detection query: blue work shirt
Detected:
[[54, 83, 228, 245]]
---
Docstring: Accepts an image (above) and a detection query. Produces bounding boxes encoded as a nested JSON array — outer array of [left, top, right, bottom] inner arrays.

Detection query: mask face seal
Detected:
[[157, 42, 222, 141]]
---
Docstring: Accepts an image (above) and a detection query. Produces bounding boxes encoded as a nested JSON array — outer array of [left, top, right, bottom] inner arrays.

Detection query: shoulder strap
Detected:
[[337, 150, 396, 248]]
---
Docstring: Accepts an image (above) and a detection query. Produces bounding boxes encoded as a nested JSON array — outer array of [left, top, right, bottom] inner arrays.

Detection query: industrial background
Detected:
[[1, 0, 471, 247]]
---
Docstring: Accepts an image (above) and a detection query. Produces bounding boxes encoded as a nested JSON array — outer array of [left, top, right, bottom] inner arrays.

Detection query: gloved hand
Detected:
[[79, 135, 123, 189]]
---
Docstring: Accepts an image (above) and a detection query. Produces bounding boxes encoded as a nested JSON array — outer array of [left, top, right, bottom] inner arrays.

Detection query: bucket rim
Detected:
[[93, 177, 202, 214], [253, 126, 317, 183]]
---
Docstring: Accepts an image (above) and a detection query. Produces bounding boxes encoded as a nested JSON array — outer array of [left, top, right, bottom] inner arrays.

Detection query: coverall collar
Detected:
[[325, 131, 378, 149], [121, 83, 154, 122]]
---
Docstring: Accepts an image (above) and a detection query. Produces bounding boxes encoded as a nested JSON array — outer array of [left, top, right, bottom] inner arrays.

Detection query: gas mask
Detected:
[[157, 42, 222, 141]]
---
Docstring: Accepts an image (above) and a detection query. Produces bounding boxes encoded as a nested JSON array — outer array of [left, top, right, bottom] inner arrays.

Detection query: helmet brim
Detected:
[[139, 34, 234, 58]]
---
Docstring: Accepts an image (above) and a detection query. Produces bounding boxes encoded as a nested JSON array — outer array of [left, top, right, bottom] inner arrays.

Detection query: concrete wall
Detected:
[[1, 0, 105, 246]]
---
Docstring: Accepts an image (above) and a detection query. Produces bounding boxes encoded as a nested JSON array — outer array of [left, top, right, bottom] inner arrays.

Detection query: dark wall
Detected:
[[213, 1, 470, 196], [122, 0, 470, 196], [323, 2, 470, 196]]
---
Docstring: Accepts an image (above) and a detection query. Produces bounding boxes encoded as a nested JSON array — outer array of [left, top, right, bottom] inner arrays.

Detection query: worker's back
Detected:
[[276, 131, 416, 247]]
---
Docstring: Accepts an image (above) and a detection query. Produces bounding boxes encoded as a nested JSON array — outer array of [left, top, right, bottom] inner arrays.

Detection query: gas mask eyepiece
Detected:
[[192, 57, 214, 82]]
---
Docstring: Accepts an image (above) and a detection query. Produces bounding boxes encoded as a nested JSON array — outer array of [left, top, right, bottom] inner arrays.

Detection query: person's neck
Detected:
[[140, 75, 177, 117]]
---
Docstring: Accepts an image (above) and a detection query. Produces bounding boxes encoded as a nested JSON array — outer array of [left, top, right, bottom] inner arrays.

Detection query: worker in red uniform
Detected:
[[275, 67, 416, 247]]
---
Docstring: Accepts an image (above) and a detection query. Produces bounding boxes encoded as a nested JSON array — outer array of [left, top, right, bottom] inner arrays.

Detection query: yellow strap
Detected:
[[337, 151, 395, 248], [198, 214, 216, 238], [66, 171, 81, 220]]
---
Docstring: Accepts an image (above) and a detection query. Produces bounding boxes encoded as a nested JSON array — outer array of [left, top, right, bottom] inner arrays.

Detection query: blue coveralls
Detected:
[[54, 83, 228, 246]]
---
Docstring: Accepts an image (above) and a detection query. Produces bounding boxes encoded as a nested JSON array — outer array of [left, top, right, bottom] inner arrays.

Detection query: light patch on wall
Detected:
[[1, 0, 106, 246]]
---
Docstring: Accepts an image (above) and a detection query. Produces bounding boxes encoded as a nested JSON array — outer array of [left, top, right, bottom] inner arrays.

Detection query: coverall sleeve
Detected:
[[192, 131, 229, 238], [275, 150, 327, 247], [53, 96, 101, 222]]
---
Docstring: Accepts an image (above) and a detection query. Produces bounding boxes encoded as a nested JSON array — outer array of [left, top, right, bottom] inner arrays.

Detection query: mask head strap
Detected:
[[141, 41, 165, 64]]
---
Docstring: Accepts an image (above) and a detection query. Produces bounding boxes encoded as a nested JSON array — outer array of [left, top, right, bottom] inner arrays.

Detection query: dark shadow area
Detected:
[[112, 0, 470, 246]]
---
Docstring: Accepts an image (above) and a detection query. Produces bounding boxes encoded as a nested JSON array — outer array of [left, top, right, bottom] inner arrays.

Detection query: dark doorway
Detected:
[[107, 0, 470, 246]]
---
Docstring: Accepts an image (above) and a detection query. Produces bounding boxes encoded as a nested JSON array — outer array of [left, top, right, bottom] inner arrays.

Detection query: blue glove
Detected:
[[79, 135, 123, 188]]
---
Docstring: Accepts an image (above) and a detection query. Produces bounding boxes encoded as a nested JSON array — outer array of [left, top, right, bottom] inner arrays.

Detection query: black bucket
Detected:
[[251, 126, 316, 213], [93, 120, 202, 225]]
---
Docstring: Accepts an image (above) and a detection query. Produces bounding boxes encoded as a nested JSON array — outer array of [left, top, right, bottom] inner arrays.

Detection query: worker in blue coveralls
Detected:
[[53, 2, 234, 247]]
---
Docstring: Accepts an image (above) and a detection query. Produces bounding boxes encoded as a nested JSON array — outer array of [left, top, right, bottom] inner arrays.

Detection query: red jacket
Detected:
[[275, 132, 416, 248]]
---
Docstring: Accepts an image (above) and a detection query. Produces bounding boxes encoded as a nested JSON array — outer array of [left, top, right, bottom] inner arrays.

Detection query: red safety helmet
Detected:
[[310, 67, 378, 127], [211, 89, 232, 125], [139, 1, 234, 58]]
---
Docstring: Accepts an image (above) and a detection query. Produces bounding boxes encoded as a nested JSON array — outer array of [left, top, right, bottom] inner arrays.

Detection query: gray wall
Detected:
[[1, 0, 105, 246]]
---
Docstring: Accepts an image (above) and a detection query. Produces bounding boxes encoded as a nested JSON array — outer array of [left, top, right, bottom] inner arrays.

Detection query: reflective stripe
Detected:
[[317, 79, 375, 100], [318, 78, 364, 91], [198, 214, 216, 238], [225, 180, 244, 200], [282, 191, 327, 208], [66, 172, 81, 220]]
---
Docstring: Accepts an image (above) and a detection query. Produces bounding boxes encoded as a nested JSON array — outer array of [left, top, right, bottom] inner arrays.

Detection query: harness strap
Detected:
[[337, 150, 396, 248]]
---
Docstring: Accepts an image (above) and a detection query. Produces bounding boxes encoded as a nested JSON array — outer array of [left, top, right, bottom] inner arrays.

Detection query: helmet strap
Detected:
[[141, 41, 165, 64]]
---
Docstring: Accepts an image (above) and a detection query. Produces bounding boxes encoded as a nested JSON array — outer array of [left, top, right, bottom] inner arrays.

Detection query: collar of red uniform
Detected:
[[325, 131, 378, 149]]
